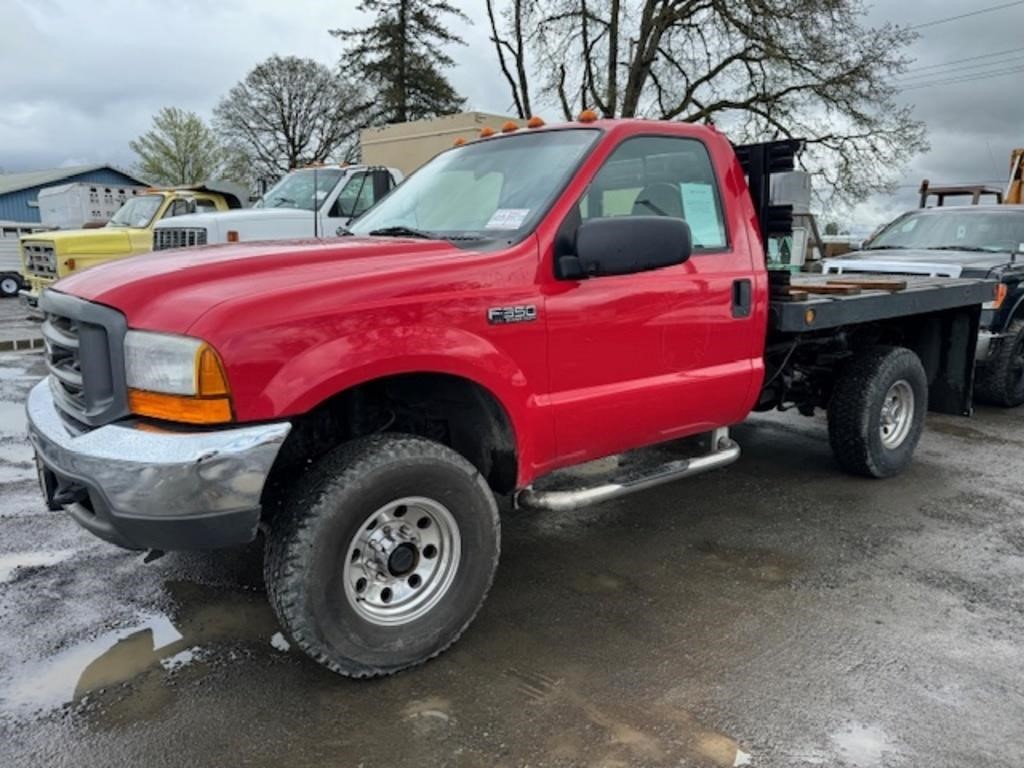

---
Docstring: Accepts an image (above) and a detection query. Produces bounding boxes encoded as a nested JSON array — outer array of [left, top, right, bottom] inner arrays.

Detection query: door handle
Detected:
[[732, 279, 752, 318]]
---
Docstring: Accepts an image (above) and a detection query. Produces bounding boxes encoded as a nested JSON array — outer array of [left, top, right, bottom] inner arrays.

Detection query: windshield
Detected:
[[107, 195, 164, 228], [257, 168, 346, 211], [350, 129, 600, 239], [868, 210, 1024, 253]]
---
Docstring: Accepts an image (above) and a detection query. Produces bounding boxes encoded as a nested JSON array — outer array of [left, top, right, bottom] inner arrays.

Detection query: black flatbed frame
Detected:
[[769, 276, 996, 334]]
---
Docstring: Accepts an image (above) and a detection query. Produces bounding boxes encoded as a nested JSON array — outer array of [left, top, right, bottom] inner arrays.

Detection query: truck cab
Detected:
[[19, 184, 246, 313], [151, 165, 403, 251]]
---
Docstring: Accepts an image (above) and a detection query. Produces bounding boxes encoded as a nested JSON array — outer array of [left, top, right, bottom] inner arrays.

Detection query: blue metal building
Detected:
[[0, 165, 149, 224]]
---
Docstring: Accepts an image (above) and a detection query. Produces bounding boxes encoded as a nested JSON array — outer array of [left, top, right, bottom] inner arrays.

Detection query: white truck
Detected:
[[38, 182, 147, 230], [151, 165, 402, 251]]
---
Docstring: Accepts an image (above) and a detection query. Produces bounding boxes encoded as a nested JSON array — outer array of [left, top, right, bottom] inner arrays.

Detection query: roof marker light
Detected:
[[578, 109, 598, 123]]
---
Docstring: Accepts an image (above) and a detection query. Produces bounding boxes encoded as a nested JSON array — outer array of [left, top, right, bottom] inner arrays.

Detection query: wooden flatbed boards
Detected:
[[768, 273, 996, 333], [770, 275, 910, 302]]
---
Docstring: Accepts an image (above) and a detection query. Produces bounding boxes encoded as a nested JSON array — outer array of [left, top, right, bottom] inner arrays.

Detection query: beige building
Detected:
[[360, 112, 527, 176]]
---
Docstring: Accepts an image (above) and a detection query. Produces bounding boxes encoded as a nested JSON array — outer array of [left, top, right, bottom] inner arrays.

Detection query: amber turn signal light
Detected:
[[226, 230, 239, 242], [128, 390, 233, 425], [992, 283, 1008, 309], [196, 344, 230, 396]]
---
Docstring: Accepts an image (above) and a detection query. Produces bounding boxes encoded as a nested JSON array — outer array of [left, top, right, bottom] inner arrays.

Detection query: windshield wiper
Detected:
[[368, 226, 436, 239], [929, 245, 998, 253]]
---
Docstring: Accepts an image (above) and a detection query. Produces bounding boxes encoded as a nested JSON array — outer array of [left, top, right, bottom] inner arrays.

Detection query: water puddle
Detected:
[[0, 401, 27, 436], [0, 463, 35, 483], [832, 723, 895, 766], [0, 613, 184, 716], [0, 366, 28, 380], [0, 581, 281, 717], [0, 549, 75, 583], [0, 439, 32, 463]]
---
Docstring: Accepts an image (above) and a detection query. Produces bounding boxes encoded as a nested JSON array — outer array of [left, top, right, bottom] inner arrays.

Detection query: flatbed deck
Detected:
[[769, 275, 996, 333]]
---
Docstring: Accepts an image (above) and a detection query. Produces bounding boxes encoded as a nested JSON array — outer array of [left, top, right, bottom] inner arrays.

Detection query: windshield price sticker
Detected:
[[485, 209, 530, 230]]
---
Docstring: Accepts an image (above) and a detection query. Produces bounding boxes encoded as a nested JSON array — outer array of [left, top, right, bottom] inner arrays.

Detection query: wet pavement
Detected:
[[0, 298, 42, 350], [1, 349, 1022, 767]]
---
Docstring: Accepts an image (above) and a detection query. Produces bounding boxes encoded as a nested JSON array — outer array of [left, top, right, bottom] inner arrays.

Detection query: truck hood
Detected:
[[154, 208, 314, 229], [22, 227, 135, 255], [53, 237, 480, 332], [825, 247, 1011, 278]]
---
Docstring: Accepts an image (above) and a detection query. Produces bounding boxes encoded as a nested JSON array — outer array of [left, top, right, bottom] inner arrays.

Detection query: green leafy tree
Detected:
[[129, 107, 226, 185], [333, 0, 469, 123]]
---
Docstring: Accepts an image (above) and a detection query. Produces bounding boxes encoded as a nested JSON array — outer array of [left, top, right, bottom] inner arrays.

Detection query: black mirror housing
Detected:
[[566, 216, 693, 279]]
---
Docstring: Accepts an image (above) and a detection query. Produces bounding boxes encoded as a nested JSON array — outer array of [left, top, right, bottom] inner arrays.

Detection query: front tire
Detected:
[[264, 434, 500, 678], [828, 346, 928, 478], [975, 319, 1024, 407], [0, 274, 21, 298]]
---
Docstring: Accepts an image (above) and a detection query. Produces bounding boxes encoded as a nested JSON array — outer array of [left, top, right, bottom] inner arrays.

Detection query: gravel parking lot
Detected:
[[1, 348, 1022, 767]]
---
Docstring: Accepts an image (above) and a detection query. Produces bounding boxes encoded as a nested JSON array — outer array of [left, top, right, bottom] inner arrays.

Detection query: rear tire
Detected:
[[264, 434, 500, 678], [828, 346, 927, 478], [0, 274, 21, 298], [975, 319, 1024, 407]]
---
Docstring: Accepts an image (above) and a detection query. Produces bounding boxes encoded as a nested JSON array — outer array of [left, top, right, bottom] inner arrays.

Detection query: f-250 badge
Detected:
[[487, 305, 538, 325]]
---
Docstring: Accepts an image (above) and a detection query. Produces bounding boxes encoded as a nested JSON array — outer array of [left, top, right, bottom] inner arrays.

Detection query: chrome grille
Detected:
[[38, 292, 129, 428], [154, 227, 207, 251], [43, 314, 85, 413], [24, 242, 57, 277]]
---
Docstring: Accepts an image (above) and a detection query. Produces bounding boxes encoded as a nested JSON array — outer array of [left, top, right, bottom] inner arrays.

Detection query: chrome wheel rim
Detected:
[[879, 380, 914, 449], [0, 277, 17, 295], [343, 496, 461, 626]]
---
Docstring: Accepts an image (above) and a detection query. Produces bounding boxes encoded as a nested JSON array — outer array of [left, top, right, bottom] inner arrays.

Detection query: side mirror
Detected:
[[561, 216, 693, 279], [849, 240, 863, 251]]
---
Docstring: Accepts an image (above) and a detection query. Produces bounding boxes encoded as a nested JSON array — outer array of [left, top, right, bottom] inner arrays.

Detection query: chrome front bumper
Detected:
[[26, 380, 291, 550]]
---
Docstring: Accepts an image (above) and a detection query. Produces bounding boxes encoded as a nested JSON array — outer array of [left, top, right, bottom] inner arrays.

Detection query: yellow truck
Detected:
[[19, 183, 246, 313]]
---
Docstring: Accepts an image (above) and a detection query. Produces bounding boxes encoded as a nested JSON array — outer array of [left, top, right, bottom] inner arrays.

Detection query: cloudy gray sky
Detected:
[[2, 0, 1022, 231]]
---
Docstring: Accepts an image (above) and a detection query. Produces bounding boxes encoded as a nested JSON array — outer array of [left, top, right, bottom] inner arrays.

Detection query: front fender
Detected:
[[232, 323, 549, 484], [261, 324, 530, 418]]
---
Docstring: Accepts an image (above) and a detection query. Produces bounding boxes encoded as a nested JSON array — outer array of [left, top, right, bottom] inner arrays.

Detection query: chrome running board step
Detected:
[[516, 428, 740, 512]]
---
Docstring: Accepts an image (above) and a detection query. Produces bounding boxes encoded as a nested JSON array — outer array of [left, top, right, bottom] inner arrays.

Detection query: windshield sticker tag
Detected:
[[485, 209, 530, 229]]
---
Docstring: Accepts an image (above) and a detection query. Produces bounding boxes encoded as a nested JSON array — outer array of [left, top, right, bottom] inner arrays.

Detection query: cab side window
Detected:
[[331, 173, 377, 218], [164, 199, 191, 218], [578, 136, 727, 251]]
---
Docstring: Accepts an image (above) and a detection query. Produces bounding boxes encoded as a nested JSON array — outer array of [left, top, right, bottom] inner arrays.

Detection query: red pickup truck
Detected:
[[27, 118, 994, 677]]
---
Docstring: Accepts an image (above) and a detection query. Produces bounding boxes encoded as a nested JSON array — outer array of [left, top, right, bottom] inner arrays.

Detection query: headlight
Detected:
[[124, 330, 232, 424]]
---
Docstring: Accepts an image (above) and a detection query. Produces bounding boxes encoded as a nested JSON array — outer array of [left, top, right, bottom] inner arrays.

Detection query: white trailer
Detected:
[[38, 182, 147, 230], [0, 221, 49, 298]]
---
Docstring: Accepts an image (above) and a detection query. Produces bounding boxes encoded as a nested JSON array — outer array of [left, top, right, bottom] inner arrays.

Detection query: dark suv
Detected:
[[825, 206, 1024, 406]]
